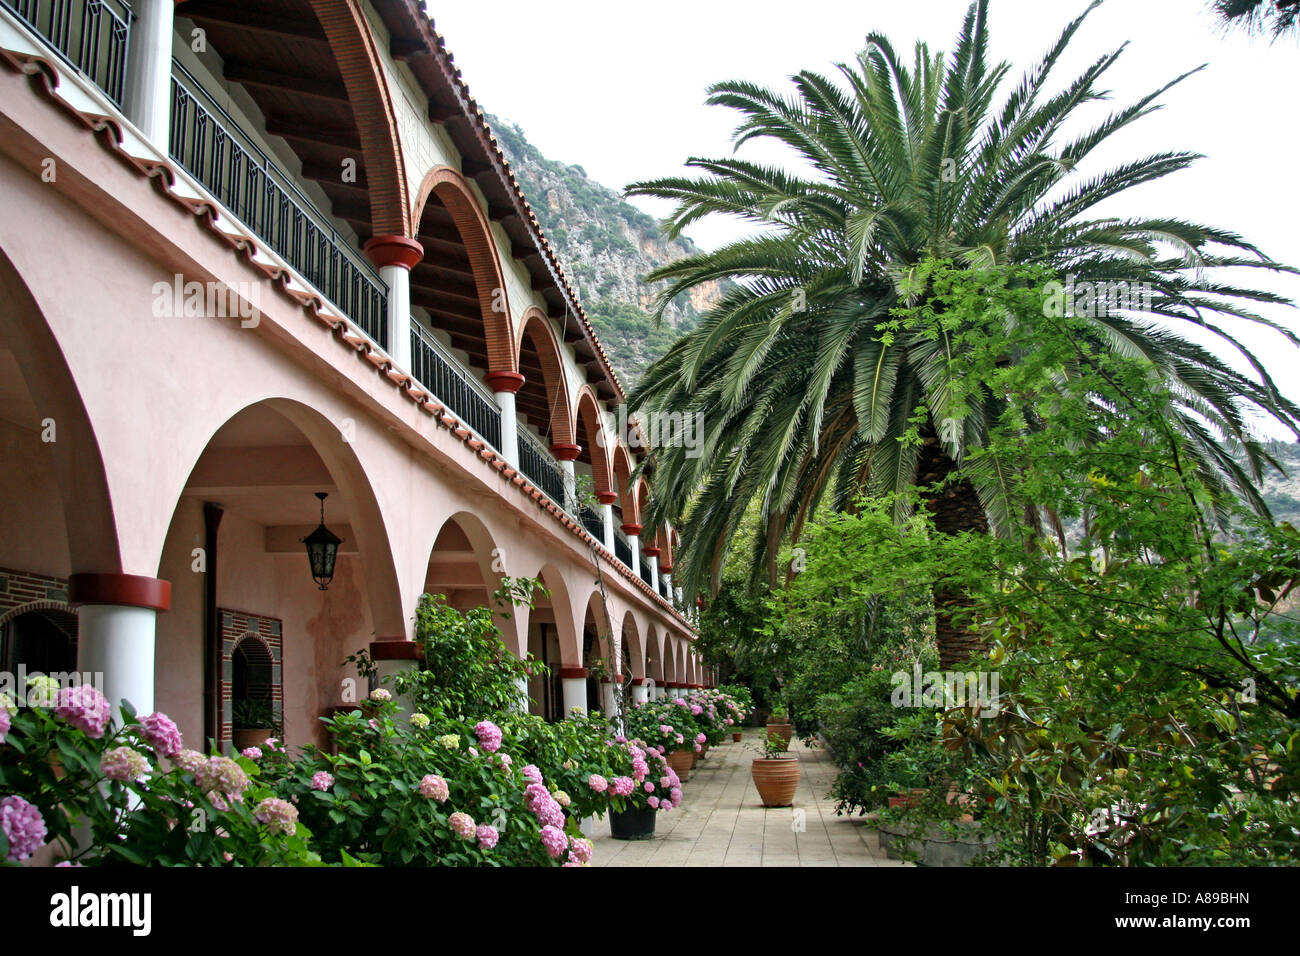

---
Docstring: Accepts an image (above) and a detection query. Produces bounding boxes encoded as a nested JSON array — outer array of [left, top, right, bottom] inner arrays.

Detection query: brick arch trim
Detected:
[[411, 166, 515, 374], [0, 600, 76, 632], [516, 306, 574, 447], [612, 443, 637, 525], [309, 0, 410, 236], [574, 385, 612, 497]]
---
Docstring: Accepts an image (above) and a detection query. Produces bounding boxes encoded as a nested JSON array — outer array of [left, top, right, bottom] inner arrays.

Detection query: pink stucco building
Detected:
[[0, 0, 712, 753]]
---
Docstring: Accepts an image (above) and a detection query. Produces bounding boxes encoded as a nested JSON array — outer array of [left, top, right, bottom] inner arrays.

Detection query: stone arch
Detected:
[[575, 386, 613, 498], [516, 306, 575, 448], [0, 245, 118, 575], [622, 610, 645, 680], [310, 0, 411, 236], [526, 561, 580, 669], [411, 166, 516, 374]]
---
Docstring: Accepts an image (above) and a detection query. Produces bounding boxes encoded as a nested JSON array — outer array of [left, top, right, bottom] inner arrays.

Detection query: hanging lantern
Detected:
[[301, 492, 343, 590]]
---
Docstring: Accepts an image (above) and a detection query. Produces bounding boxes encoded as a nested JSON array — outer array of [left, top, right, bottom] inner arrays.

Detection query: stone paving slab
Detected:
[[592, 730, 908, 867]]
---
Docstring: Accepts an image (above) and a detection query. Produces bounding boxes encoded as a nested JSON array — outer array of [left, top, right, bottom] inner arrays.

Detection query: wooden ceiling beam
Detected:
[[223, 63, 348, 104], [182, 3, 328, 42]]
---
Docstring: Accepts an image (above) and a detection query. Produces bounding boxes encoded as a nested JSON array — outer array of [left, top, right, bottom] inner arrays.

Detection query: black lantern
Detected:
[[301, 492, 343, 590]]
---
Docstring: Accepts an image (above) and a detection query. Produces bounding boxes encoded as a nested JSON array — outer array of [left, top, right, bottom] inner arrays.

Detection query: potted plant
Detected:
[[765, 703, 793, 747], [231, 699, 277, 751], [750, 729, 800, 807]]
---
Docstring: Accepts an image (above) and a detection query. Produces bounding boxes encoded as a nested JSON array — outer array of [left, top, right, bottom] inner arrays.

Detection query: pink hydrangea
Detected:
[[241, 747, 263, 760], [670, 787, 682, 807], [587, 774, 608, 793], [369, 688, 392, 702], [522, 764, 544, 785], [696, 733, 707, 744], [311, 771, 334, 791], [419, 774, 450, 802], [568, 836, 593, 865], [691, 705, 703, 716], [1, 795, 46, 861], [172, 749, 206, 774], [101, 746, 149, 783], [449, 812, 476, 839], [254, 797, 299, 836], [195, 756, 249, 800], [694, 743, 703, 753], [675, 734, 684, 744], [474, 720, 503, 753], [476, 824, 499, 849], [647, 795, 660, 809], [644, 781, 655, 793], [137, 712, 183, 757], [610, 776, 635, 797], [659, 724, 673, 734], [0, 706, 9, 745], [498, 753, 513, 768], [54, 684, 111, 738], [539, 824, 567, 859]]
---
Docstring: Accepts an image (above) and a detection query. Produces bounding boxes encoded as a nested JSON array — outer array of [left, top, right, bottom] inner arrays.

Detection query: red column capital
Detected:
[[363, 235, 424, 271]]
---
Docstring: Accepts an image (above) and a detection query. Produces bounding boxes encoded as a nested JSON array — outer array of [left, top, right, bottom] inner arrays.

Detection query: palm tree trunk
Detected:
[[917, 437, 989, 671]]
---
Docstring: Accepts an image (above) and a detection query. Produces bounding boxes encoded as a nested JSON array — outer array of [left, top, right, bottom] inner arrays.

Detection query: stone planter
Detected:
[[875, 821, 996, 867], [667, 748, 693, 782], [751, 754, 800, 807], [609, 804, 658, 841]]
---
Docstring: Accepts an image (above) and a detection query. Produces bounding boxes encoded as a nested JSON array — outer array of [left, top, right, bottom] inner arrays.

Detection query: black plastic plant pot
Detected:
[[609, 804, 658, 841]]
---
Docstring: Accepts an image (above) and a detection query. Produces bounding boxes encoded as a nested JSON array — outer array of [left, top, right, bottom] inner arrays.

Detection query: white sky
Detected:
[[426, 0, 1300, 437]]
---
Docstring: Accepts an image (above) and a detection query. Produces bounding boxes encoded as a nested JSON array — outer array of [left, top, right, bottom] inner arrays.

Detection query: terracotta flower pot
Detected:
[[751, 755, 800, 807], [667, 748, 693, 782], [732, 731, 743, 742], [233, 728, 272, 752], [765, 722, 793, 746]]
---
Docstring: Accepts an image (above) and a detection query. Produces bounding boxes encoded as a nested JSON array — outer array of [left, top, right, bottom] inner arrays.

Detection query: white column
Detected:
[[662, 573, 673, 605], [560, 458, 576, 511], [496, 391, 519, 467], [601, 503, 615, 552], [562, 677, 587, 717], [648, 555, 659, 592], [123, 0, 174, 150], [77, 605, 157, 721], [373, 659, 414, 718], [513, 675, 531, 713], [632, 681, 650, 705], [381, 264, 411, 370]]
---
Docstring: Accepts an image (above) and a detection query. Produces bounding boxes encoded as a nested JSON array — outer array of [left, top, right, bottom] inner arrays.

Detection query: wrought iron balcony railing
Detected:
[[409, 321, 502, 451], [579, 505, 603, 542], [169, 61, 387, 346], [518, 428, 567, 511], [3, 0, 131, 106]]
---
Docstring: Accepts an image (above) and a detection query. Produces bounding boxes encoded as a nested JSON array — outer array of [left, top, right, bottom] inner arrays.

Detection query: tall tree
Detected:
[[625, 0, 1300, 668], [1211, 0, 1300, 37]]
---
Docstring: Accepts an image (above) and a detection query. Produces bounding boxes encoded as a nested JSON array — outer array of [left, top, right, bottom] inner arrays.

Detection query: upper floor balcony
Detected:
[[0, 0, 687, 618]]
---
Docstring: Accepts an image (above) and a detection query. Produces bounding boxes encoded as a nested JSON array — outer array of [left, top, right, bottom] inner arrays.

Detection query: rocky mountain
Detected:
[[1259, 440, 1300, 525], [491, 117, 720, 385]]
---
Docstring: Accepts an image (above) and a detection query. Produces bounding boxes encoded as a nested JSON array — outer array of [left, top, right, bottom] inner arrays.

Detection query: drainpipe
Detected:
[[203, 502, 223, 746]]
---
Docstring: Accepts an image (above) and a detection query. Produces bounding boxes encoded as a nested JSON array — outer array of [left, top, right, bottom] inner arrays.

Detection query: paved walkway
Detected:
[[591, 730, 907, 867]]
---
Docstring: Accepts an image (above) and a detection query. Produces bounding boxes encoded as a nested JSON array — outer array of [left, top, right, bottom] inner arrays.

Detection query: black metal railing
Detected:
[[4, 0, 131, 105], [613, 529, 632, 569], [519, 429, 567, 509], [410, 322, 502, 450], [169, 61, 387, 345], [639, 558, 654, 588], [579, 505, 604, 542]]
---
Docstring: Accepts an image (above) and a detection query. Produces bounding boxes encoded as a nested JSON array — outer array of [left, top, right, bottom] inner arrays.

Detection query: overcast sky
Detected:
[[426, 0, 1300, 437]]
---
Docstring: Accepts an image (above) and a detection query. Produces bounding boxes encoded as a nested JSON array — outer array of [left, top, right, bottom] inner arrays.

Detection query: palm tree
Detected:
[[1210, 0, 1300, 37], [625, 0, 1300, 668]]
